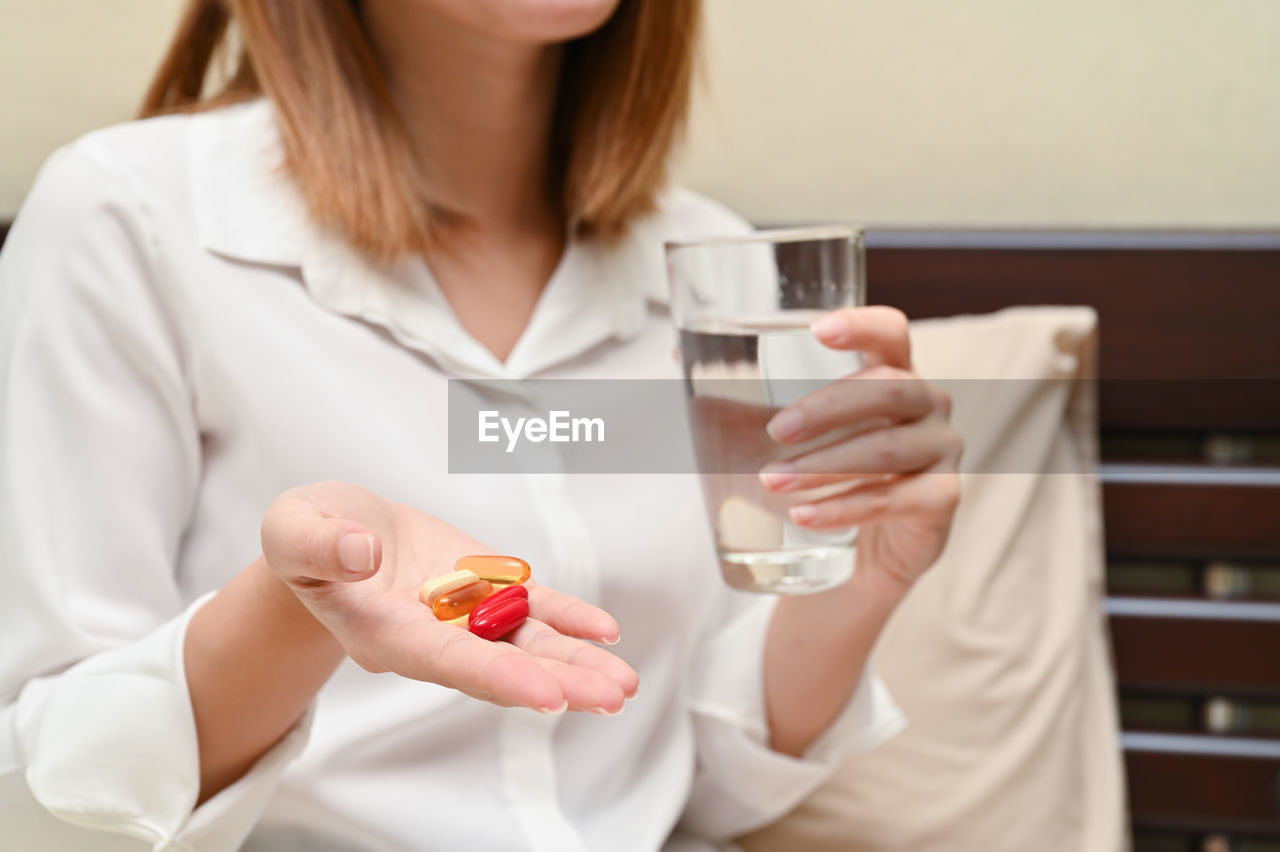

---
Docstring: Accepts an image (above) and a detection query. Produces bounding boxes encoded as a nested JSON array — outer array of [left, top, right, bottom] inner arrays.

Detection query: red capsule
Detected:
[[468, 584, 530, 641], [482, 583, 528, 605]]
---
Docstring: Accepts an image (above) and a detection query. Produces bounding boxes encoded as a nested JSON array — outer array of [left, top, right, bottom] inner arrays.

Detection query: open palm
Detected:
[[261, 482, 637, 714]]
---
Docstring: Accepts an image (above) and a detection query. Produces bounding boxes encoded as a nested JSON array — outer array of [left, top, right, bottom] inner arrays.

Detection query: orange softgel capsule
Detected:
[[454, 555, 531, 587], [432, 578, 495, 621], [418, 570, 494, 621]]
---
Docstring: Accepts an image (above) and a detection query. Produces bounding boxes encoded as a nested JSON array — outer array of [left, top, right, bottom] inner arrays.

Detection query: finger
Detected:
[[761, 417, 961, 492], [372, 617, 567, 712], [531, 656, 628, 714], [261, 491, 383, 586], [810, 306, 911, 369], [527, 583, 621, 645], [788, 467, 962, 530], [765, 365, 933, 445], [510, 618, 639, 700], [931, 384, 954, 421]]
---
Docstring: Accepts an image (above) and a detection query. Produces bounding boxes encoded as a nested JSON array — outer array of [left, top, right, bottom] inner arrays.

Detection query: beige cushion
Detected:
[[737, 306, 1127, 852]]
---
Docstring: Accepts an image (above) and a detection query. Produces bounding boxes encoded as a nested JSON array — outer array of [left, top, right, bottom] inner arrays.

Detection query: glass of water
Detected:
[[666, 226, 865, 594]]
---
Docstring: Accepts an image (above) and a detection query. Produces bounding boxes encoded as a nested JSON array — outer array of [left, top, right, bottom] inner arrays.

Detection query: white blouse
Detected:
[[0, 100, 903, 851]]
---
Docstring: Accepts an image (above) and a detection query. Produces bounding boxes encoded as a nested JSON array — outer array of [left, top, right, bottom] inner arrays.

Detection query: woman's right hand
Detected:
[[259, 481, 637, 715]]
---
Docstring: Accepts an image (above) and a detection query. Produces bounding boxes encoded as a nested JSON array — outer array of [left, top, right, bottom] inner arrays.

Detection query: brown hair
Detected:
[[143, 0, 701, 263]]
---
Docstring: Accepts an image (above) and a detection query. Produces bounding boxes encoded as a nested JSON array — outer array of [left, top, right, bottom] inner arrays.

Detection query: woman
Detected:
[[0, 0, 961, 849]]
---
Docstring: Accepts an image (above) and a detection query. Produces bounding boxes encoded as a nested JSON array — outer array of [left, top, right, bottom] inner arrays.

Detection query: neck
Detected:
[[362, 4, 565, 238]]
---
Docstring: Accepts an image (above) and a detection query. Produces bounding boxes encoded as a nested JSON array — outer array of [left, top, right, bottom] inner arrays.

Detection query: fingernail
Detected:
[[598, 635, 620, 646], [591, 705, 624, 717], [338, 533, 375, 576], [759, 461, 797, 491], [811, 313, 849, 341], [538, 700, 569, 715], [766, 408, 805, 442], [790, 504, 819, 525]]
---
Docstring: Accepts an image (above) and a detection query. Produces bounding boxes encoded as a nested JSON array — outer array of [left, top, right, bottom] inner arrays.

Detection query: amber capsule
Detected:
[[419, 570, 482, 609], [431, 578, 495, 620], [454, 555, 531, 587]]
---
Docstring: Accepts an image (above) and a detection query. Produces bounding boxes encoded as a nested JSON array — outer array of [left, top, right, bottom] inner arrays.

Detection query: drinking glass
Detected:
[[666, 226, 865, 594]]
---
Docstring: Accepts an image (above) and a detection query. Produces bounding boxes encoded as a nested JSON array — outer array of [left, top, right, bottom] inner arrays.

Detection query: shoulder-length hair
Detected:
[[143, 0, 701, 263]]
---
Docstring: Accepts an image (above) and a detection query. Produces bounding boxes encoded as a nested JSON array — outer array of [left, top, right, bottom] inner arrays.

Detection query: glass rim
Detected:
[[664, 224, 863, 251]]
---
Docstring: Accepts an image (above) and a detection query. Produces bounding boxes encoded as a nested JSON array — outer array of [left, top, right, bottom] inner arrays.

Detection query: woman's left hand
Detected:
[[759, 306, 963, 597]]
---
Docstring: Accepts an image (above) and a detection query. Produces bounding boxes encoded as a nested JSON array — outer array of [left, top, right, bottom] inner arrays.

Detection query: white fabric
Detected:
[[0, 100, 903, 851]]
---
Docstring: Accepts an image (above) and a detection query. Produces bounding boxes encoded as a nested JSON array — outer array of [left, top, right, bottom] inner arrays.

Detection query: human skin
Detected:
[[185, 0, 961, 805]]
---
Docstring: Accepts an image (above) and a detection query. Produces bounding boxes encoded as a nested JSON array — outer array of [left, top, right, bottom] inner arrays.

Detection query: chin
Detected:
[[510, 0, 624, 39], [431, 0, 625, 43]]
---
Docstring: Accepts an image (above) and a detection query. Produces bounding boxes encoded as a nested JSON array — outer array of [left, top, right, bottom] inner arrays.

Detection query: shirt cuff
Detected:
[[681, 595, 906, 840], [21, 592, 314, 850]]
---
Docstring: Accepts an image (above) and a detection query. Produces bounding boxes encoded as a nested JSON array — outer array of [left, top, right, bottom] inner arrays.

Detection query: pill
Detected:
[[431, 578, 496, 621], [419, 570, 483, 609], [455, 555, 531, 587], [480, 583, 529, 606], [468, 584, 530, 641]]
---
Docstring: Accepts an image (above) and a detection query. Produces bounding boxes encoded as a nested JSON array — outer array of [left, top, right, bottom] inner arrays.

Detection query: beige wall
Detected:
[[680, 0, 1280, 228], [2, 0, 1278, 227], [0, 0, 185, 217]]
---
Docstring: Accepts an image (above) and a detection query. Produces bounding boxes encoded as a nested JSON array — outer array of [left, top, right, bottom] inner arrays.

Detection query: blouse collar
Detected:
[[187, 99, 669, 380]]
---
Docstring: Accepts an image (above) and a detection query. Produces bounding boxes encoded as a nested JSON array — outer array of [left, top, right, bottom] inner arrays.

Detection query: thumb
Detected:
[[261, 491, 383, 585]]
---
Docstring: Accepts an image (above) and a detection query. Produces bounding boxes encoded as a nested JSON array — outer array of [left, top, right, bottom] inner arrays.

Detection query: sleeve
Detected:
[[0, 141, 312, 850], [678, 590, 907, 841]]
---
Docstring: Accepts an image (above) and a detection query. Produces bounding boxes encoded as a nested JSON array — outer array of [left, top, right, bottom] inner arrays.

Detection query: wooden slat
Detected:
[[866, 243, 1280, 432], [1111, 615, 1280, 697], [1097, 381, 1280, 434], [1117, 695, 1280, 739], [1126, 749, 1280, 836], [1104, 480, 1280, 561]]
